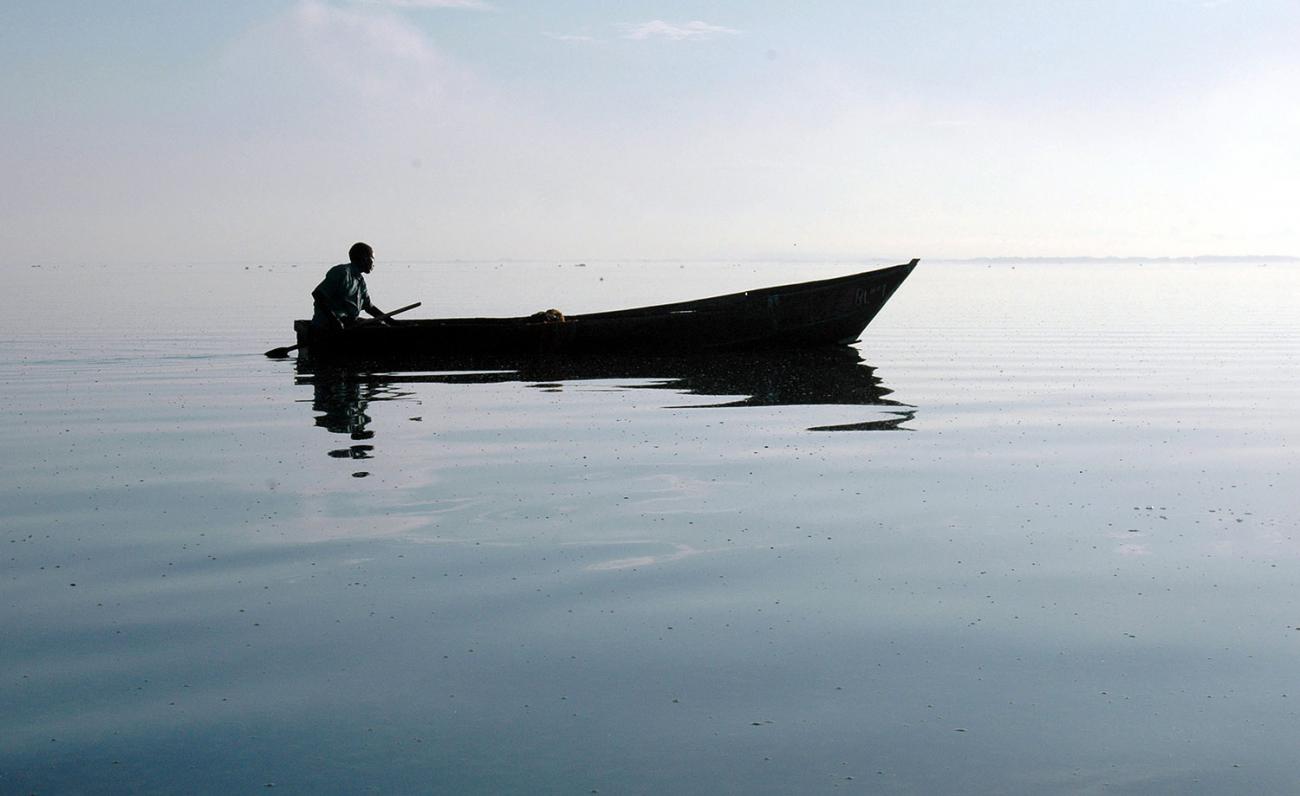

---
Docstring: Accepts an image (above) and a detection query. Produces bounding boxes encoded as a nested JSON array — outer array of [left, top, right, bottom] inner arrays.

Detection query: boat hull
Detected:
[[293, 260, 917, 360]]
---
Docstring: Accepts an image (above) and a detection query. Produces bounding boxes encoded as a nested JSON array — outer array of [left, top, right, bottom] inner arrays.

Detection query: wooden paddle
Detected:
[[264, 301, 422, 358]]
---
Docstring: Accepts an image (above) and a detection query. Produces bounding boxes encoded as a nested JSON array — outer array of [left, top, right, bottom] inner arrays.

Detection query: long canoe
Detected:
[[290, 259, 917, 360]]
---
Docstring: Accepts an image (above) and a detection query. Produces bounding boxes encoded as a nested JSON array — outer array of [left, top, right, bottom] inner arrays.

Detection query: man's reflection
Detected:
[[311, 372, 378, 459]]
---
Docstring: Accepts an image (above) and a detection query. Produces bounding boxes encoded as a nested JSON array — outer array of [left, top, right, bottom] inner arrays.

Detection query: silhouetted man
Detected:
[[311, 242, 395, 331]]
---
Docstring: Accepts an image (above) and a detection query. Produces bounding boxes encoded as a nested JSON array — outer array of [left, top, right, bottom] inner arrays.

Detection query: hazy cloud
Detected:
[[543, 32, 597, 43], [356, 0, 494, 8], [619, 20, 740, 41], [265, 1, 475, 102]]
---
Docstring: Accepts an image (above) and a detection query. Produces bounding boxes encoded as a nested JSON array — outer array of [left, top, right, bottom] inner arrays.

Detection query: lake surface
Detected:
[[3, 259, 1299, 794]]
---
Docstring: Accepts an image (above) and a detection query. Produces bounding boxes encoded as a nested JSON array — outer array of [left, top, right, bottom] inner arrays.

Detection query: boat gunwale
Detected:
[[572, 259, 918, 322], [319, 260, 918, 328]]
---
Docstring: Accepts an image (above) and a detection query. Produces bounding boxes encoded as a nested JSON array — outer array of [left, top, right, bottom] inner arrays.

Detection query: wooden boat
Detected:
[[289, 259, 917, 360]]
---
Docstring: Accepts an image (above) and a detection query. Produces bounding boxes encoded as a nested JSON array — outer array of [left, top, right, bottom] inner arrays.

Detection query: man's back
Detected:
[[312, 262, 369, 327]]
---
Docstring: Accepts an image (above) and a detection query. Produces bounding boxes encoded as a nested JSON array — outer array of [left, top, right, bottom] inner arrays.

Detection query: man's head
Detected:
[[348, 242, 374, 273]]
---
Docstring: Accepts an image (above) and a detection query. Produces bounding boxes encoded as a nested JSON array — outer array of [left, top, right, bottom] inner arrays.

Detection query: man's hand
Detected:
[[365, 304, 395, 326]]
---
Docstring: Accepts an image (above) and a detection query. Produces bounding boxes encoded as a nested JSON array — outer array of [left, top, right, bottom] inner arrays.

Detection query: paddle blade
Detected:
[[264, 345, 296, 358]]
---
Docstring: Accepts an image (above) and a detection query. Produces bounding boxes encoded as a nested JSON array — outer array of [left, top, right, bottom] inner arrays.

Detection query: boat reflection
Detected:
[[297, 347, 915, 456]]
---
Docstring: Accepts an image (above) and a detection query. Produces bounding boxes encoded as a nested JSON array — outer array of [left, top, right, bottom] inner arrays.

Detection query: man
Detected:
[[311, 242, 395, 331]]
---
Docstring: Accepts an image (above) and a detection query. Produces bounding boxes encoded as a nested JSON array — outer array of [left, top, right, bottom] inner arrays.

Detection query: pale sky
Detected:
[[3, 1, 1298, 265]]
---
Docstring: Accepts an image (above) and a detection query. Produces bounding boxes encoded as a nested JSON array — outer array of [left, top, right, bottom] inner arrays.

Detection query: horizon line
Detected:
[[12, 254, 1300, 268]]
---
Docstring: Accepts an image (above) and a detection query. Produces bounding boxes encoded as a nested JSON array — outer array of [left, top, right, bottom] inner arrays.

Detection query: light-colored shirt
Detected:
[[312, 263, 370, 324]]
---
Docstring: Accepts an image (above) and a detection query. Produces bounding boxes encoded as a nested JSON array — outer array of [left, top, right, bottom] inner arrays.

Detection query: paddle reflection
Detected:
[[297, 348, 914, 457]]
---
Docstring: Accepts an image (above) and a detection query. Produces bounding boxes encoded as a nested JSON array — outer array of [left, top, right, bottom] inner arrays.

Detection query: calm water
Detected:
[[3, 260, 1299, 794]]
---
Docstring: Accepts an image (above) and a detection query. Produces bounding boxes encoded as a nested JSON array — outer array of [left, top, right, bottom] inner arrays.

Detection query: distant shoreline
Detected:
[[931, 255, 1300, 264]]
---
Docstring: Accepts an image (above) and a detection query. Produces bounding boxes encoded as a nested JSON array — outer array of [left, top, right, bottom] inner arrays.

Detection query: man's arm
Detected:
[[364, 302, 396, 325]]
